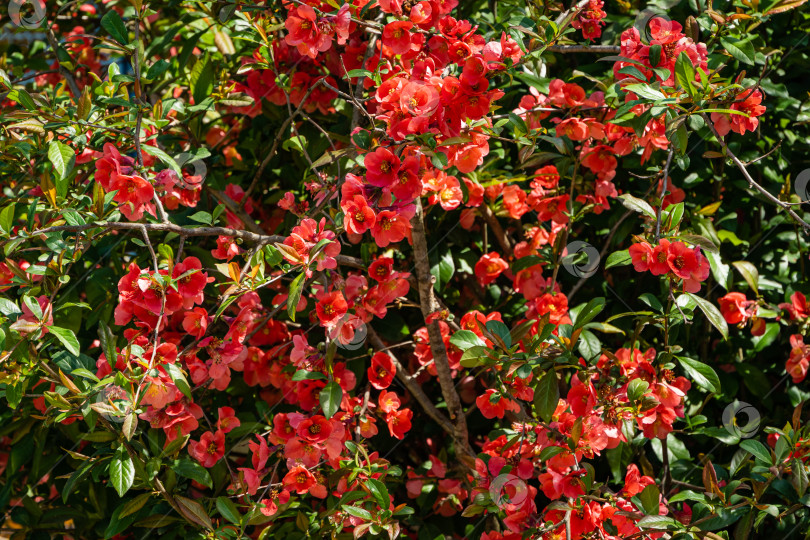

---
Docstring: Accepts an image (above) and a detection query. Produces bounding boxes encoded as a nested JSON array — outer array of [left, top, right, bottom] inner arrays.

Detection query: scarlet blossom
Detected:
[[315, 291, 348, 327], [217, 407, 241, 434], [110, 172, 154, 221], [369, 257, 394, 282], [368, 352, 396, 390], [212, 236, 241, 261], [787, 335, 810, 383], [476, 389, 520, 419], [649, 239, 671, 276], [371, 210, 411, 247], [475, 252, 509, 286], [284, 5, 332, 59], [779, 291, 809, 321], [718, 292, 757, 325], [666, 241, 698, 279], [386, 408, 413, 439], [173, 256, 209, 308], [383, 21, 413, 55], [711, 89, 766, 137], [296, 415, 333, 443], [341, 194, 376, 235], [629, 242, 653, 272], [283, 466, 327, 498], [188, 429, 225, 468], [364, 147, 401, 187], [378, 390, 401, 414]]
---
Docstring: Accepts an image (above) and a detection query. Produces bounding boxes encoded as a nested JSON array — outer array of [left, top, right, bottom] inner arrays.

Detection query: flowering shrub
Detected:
[[1, 0, 810, 539]]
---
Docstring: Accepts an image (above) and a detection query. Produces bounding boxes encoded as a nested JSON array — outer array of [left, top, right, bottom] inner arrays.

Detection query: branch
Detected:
[[701, 113, 810, 232], [10, 221, 366, 269], [546, 45, 621, 54], [410, 198, 476, 468], [366, 327, 458, 440], [46, 28, 82, 99], [655, 147, 675, 241], [480, 204, 512, 253], [241, 80, 322, 206]]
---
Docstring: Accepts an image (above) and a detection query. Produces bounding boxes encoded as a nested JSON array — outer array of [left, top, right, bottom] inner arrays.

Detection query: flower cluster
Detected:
[[629, 239, 710, 292]]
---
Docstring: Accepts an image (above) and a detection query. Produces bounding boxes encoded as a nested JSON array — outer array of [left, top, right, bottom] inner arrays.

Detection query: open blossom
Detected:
[[475, 252, 509, 286], [718, 292, 757, 325], [188, 429, 225, 468], [368, 352, 396, 390], [711, 89, 766, 137]]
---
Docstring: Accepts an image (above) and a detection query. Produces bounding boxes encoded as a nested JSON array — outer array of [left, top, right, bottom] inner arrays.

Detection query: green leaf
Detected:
[[674, 51, 697, 98], [681, 292, 729, 339], [49, 326, 81, 356], [287, 273, 305, 322], [110, 446, 135, 497], [163, 363, 192, 400], [677, 356, 721, 393], [320, 381, 342, 419], [639, 483, 660, 515], [720, 37, 755, 65], [141, 145, 182, 175], [485, 320, 512, 349], [533, 370, 559, 423], [618, 193, 656, 219], [740, 439, 772, 464], [101, 10, 129, 44], [459, 345, 492, 368], [449, 330, 486, 351], [623, 83, 666, 101], [0, 203, 15, 235], [366, 478, 390, 509], [342, 505, 373, 520], [191, 56, 215, 106], [732, 261, 759, 295], [48, 141, 75, 198], [216, 496, 241, 525], [430, 251, 454, 292], [145, 59, 170, 81], [627, 379, 649, 402], [173, 458, 213, 488], [605, 249, 632, 269], [573, 298, 605, 330]]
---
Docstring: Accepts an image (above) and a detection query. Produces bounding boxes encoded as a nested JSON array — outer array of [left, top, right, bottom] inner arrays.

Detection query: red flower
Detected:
[[368, 352, 396, 390], [282, 465, 327, 497], [371, 210, 411, 247], [315, 291, 348, 327], [296, 415, 333, 443], [629, 242, 653, 272], [787, 335, 810, 383], [665, 241, 697, 279], [173, 256, 208, 308], [110, 172, 154, 221], [476, 389, 519, 419], [182, 307, 208, 339], [718, 292, 756, 325], [383, 21, 414, 55], [341, 194, 376, 235], [188, 429, 225, 468], [649, 239, 671, 276], [779, 291, 809, 321], [475, 252, 509, 286], [386, 408, 413, 439], [711, 89, 766, 137], [378, 390, 401, 414], [369, 257, 394, 282], [365, 147, 401, 187]]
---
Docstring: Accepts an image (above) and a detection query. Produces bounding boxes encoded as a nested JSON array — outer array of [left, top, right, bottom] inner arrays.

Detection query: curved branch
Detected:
[[701, 113, 810, 232]]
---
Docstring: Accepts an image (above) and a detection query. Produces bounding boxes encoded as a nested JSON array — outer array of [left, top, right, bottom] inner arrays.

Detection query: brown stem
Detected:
[[45, 29, 82, 99], [701, 113, 810, 231], [10, 221, 365, 269], [480, 204, 512, 253], [410, 198, 476, 468]]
